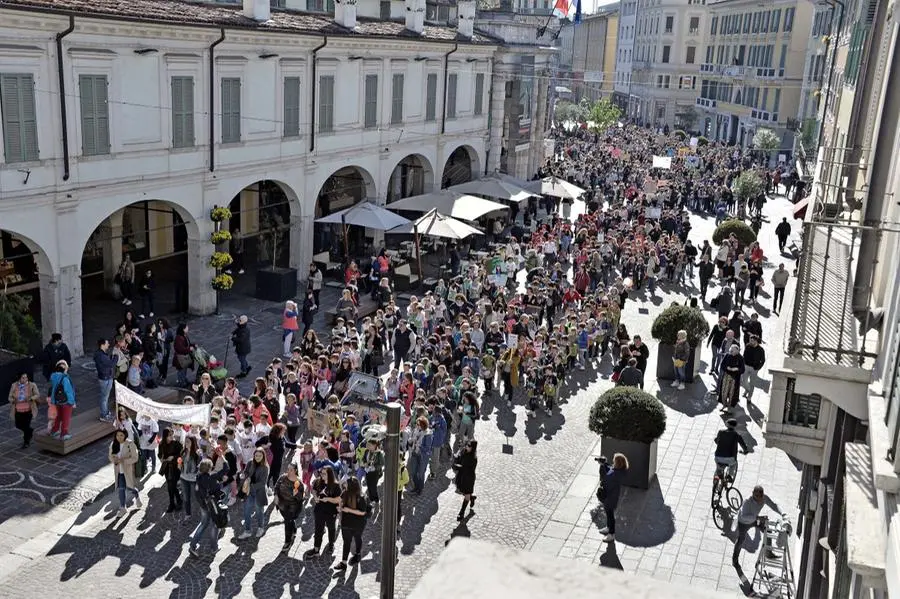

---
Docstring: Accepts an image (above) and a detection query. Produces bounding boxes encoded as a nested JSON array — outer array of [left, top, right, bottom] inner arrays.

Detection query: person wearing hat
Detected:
[[231, 315, 252, 378], [713, 418, 748, 482]]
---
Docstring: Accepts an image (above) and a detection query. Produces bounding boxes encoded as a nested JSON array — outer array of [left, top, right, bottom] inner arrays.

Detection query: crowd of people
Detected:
[[6, 122, 797, 574]]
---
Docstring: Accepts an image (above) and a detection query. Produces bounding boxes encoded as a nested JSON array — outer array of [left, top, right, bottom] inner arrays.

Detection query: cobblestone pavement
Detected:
[[0, 195, 803, 597]]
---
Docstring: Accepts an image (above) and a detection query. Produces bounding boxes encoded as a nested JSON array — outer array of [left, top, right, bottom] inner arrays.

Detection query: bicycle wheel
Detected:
[[726, 486, 743, 510], [711, 479, 721, 509], [712, 505, 726, 530]]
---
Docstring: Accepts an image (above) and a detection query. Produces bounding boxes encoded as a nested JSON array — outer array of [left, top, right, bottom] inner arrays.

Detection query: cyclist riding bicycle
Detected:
[[714, 418, 748, 481]]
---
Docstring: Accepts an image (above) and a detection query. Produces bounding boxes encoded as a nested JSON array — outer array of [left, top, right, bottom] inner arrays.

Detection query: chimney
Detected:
[[243, 0, 270, 21], [457, 0, 475, 38], [405, 0, 425, 34], [335, 0, 358, 29]]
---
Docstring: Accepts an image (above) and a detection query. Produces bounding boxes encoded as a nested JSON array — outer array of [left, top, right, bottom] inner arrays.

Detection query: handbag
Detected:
[[673, 359, 686, 368], [241, 478, 251, 496], [206, 494, 229, 529], [596, 485, 607, 502], [611, 370, 621, 382], [175, 353, 193, 370]]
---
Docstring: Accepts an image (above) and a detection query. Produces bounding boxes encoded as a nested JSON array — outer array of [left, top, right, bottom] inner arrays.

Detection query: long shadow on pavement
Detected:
[[654, 379, 715, 417], [593, 479, 676, 548]]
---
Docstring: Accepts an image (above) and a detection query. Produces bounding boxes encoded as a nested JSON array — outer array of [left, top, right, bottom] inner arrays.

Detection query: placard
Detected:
[[652, 156, 672, 170], [689, 137, 699, 147]]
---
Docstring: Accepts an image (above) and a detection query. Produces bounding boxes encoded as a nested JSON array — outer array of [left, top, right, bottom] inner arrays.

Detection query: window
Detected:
[[307, 0, 334, 10], [743, 12, 751, 33], [773, 88, 781, 113], [474, 72, 485, 116], [0, 74, 38, 163], [380, 0, 391, 19], [761, 87, 769, 109], [425, 73, 437, 122], [662, 45, 671, 63], [171, 76, 195, 148], [79, 74, 110, 156], [686, 46, 696, 64], [364, 74, 378, 129], [220, 77, 241, 143], [711, 15, 718, 35], [447, 73, 457, 119], [772, 9, 781, 32], [665, 15, 673, 33], [282, 77, 300, 138], [391, 73, 404, 125], [318, 75, 335, 133], [779, 43, 788, 69], [752, 12, 760, 32], [784, 379, 821, 428], [784, 7, 795, 31], [689, 16, 699, 33], [705, 45, 714, 63]]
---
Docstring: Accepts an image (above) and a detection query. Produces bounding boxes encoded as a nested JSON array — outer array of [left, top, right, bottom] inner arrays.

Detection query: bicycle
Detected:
[[711, 459, 744, 530]]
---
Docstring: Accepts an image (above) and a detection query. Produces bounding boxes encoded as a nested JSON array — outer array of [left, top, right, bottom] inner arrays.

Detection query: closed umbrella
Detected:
[[387, 190, 508, 220], [316, 202, 411, 263], [448, 177, 539, 204]]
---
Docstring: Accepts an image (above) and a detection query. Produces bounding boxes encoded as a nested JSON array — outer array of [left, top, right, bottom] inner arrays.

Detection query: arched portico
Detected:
[[313, 166, 377, 270], [386, 154, 435, 203], [441, 145, 482, 188]]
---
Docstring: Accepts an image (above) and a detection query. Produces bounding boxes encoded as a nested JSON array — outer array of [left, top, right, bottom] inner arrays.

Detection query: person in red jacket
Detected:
[[574, 266, 591, 295], [562, 285, 582, 309]]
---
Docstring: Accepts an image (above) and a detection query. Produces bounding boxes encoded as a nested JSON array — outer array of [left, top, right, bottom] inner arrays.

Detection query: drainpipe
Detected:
[[484, 56, 494, 176], [55, 15, 75, 182], [208, 28, 225, 173], [309, 36, 328, 153], [441, 43, 459, 135]]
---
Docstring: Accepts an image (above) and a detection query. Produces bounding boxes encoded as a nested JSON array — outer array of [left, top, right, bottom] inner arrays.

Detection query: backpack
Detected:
[[52, 376, 69, 405], [206, 494, 229, 528]]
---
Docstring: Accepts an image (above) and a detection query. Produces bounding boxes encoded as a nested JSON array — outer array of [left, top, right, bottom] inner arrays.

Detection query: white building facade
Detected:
[[612, 0, 636, 112], [0, 0, 513, 355]]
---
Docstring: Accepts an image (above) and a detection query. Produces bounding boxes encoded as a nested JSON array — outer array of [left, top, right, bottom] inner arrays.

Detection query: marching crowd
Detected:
[[6, 123, 797, 573]]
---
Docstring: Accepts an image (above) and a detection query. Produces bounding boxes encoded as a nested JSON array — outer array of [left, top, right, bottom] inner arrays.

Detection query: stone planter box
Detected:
[[256, 267, 298, 303], [599, 437, 659, 490], [655, 343, 700, 383]]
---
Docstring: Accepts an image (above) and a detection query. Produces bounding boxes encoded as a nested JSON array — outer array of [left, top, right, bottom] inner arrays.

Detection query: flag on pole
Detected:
[[552, 0, 570, 18], [574, 0, 582, 23]]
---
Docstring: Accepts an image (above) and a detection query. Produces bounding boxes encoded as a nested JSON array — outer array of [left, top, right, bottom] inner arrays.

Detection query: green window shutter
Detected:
[[221, 78, 241, 143], [447, 73, 457, 119], [474, 73, 484, 116], [319, 75, 334, 133], [183, 78, 195, 146], [94, 76, 110, 155], [364, 74, 378, 129], [283, 77, 300, 138], [0, 74, 38, 163], [79, 74, 111, 156], [426, 73, 437, 122], [172, 76, 195, 148], [391, 73, 404, 125]]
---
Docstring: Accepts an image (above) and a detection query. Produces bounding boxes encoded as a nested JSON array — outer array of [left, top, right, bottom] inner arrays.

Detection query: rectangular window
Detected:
[[282, 76, 300, 138], [761, 10, 770, 32], [772, 8, 781, 32], [318, 75, 334, 133], [779, 43, 788, 69], [425, 73, 437, 122], [705, 45, 714, 63], [364, 74, 378, 129], [689, 16, 699, 33], [79, 74, 110, 156], [784, 7, 795, 31], [171, 76, 195, 148], [752, 12, 760, 32], [711, 15, 718, 35], [220, 77, 241, 143], [447, 73, 458, 119], [743, 12, 751, 33], [474, 73, 485, 116], [391, 73, 404, 125], [686, 46, 696, 64], [761, 87, 769, 109], [662, 45, 671, 63], [380, 0, 391, 19], [0, 73, 39, 163], [665, 15, 673, 33]]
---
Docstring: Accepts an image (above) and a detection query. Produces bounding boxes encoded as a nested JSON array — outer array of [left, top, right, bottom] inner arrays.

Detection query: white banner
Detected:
[[115, 382, 211, 426], [652, 156, 672, 170]]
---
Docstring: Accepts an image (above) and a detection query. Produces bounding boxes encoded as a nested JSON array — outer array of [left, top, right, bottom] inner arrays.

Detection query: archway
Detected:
[[386, 154, 434, 203], [314, 166, 376, 269], [80, 200, 197, 347], [0, 229, 51, 357], [442, 145, 480, 188], [224, 180, 299, 296]]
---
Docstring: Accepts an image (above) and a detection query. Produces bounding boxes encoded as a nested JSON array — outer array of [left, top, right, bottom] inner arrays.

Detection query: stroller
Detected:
[[192, 345, 228, 391]]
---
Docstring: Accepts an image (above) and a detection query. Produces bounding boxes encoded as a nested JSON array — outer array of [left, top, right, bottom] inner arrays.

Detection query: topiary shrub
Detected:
[[673, 129, 687, 140], [697, 136, 709, 146], [589, 387, 667, 444], [651, 303, 710, 346], [712, 218, 757, 247]]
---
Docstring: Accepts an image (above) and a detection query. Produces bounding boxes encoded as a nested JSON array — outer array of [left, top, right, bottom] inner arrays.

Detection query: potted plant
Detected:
[[589, 386, 667, 489], [713, 218, 757, 252], [651, 302, 710, 382], [209, 205, 232, 223], [210, 230, 232, 246], [212, 273, 234, 291], [0, 288, 39, 403], [255, 223, 297, 302]]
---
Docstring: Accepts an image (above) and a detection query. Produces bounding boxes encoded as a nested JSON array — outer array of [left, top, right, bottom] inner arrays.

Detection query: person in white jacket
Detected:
[[137, 413, 160, 476]]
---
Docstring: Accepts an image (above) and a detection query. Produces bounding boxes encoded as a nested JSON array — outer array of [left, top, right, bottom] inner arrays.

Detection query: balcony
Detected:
[[723, 65, 746, 77], [716, 100, 751, 117], [696, 97, 717, 109], [750, 109, 778, 123]]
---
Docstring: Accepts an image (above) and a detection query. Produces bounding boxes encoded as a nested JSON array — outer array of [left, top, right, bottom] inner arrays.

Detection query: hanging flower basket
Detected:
[[212, 273, 234, 291], [210, 230, 232, 245], [210, 206, 232, 223], [209, 252, 233, 270]]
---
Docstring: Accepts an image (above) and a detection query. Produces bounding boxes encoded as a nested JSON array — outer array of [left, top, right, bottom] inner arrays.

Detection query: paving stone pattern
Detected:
[[0, 196, 803, 598]]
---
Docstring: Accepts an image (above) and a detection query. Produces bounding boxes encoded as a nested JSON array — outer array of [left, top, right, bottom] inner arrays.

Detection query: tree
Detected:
[[799, 119, 819, 162], [554, 100, 588, 124], [732, 170, 766, 218], [0, 288, 39, 355], [589, 98, 622, 133], [675, 106, 700, 131], [752, 128, 781, 165]]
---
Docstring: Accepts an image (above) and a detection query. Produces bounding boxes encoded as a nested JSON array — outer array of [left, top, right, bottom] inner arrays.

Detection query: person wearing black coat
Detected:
[[718, 344, 746, 410], [274, 463, 305, 552], [189, 458, 228, 557], [158, 428, 184, 512], [627, 336, 650, 375], [598, 453, 629, 543], [728, 311, 745, 340], [231, 316, 252, 377], [301, 290, 317, 336], [454, 439, 478, 521], [41, 334, 72, 381]]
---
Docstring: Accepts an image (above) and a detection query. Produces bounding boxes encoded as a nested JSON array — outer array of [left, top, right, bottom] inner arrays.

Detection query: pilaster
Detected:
[[187, 234, 216, 316]]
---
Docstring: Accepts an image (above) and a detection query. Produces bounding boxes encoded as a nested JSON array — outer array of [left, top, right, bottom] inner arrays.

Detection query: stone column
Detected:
[[101, 208, 124, 293], [529, 70, 550, 176], [187, 233, 216, 316], [486, 68, 508, 175], [296, 213, 314, 284], [40, 265, 84, 357]]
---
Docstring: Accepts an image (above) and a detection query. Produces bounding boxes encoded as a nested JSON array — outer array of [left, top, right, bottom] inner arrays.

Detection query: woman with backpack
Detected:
[[188, 458, 228, 557], [274, 462, 305, 553], [47, 360, 76, 440], [237, 448, 269, 539], [333, 476, 370, 571]]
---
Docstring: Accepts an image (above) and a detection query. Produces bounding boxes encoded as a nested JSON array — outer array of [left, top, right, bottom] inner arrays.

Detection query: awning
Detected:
[[555, 86, 572, 93], [793, 197, 809, 220]]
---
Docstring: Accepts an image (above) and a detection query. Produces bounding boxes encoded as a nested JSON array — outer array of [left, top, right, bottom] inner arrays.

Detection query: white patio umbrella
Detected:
[[316, 201, 410, 262], [539, 177, 586, 200], [448, 176, 539, 204], [387, 190, 508, 220], [388, 209, 483, 282]]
